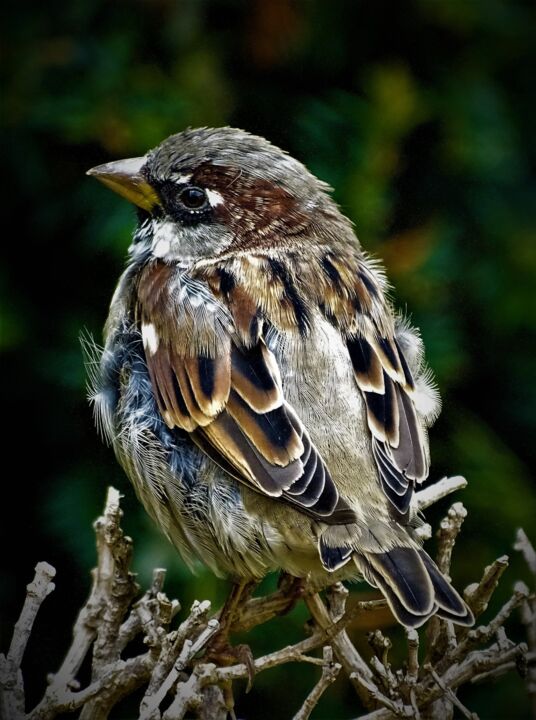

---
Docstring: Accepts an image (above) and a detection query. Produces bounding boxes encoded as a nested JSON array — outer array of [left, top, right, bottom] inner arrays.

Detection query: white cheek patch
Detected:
[[153, 238, 171, 257], [206, 189, 224, 207], [151, 220, 177, 257], [141, 322, 160, 355]]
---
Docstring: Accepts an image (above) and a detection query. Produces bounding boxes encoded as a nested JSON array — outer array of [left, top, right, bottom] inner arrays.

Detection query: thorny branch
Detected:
[[0, 478, 533, 720]]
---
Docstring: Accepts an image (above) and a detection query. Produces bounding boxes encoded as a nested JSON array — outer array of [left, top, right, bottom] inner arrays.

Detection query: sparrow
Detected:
[[86, 127, 473, 629]]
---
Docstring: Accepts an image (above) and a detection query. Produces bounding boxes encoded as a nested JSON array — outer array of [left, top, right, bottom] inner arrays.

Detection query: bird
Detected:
[[86, 126, 474, 630]]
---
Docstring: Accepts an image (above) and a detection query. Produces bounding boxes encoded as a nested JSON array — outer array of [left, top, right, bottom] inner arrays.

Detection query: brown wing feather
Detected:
[[147, 347, 197, 431], [183, 354, 231, 415], [137, 263, 355, 525]]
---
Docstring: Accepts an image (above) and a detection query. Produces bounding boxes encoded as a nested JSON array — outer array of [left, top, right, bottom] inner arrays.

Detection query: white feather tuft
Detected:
[[142, 323, 160, 355]]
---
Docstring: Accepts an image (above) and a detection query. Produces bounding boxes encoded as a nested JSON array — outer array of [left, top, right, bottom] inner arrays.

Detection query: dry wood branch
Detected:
[[435, 501, 467, 576], [425, 501, 467, 667], [425, 664, 478, 720], [514, 529, 536, 719], [0, 562, 56, 720], [415, 476, 467, 511], [515, 529, 536, 576], [305, 591, 377, 709], [406, 629, 419, 683], [292, 646, 341, 720], [464, 556, 510, 620], [1, 478, 533, 720]]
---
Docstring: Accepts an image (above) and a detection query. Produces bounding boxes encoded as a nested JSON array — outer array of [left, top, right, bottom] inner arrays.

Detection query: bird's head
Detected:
[[88, 127, 341, 265]]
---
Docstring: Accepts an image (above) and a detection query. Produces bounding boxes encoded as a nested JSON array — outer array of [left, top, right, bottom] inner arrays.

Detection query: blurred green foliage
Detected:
[[2, 1, 535, 718]]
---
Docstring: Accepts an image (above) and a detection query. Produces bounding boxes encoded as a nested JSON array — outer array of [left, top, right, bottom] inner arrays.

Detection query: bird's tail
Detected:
[[356, 546, 474, 628]]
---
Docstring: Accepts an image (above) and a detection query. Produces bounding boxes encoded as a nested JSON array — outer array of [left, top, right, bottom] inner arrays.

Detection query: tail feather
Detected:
[[318, 537, 353, 571], [418, 550, 469, 618], [435, 605, 474, 626], [364, 563, 434, 628], [347, 547, 474, 628], [367, 547, 434, 615]]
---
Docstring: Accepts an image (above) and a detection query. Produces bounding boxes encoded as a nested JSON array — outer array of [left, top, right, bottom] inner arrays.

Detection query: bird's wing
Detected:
[[306, 250, 431, 516], [345, 325, 429, 514], [136, 260, 355, 525]]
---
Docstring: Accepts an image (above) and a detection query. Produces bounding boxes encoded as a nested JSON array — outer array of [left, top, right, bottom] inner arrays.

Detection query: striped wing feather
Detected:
[[347, 333, 428, 514], [144, 329, 354, 525]]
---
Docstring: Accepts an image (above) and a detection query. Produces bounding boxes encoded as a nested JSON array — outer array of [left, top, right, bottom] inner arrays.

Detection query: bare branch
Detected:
[[3, 484, 532, 720], [514, 529, 536, 718], [464, 556, 510, 619], [139, 601, 215, 719], [415, 476, 468, 511], [426, 502, 467, 665], [435, 501, 467, 576], [213, 632, 345, 684], [292, 647, 341, 720], [8, 563, 56, 668], [406, 629, 419, 683], [305, 592, 377, 709], [0, 562, 56, 720], [515, 529, 536, 577], [425, 664, 478, 720]]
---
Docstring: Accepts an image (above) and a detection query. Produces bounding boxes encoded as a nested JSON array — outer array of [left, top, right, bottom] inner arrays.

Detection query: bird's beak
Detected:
[[87, 157, 160, 212]]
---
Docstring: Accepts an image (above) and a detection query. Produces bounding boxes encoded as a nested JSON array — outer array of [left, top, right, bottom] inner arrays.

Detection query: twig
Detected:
[[515, 529, 536, 576], [470, 660, 517, 684], [292, 646, 341, 720], [514, 529, 536, 718], [438, 581, 529, 675], [415, 476, 467, 511], [28, 654, 153, 720], [116, 568, 179, 654], [3, 483, 532, 720], [463, 556, 509, 620], [8, 563, 56, 668], [425, 664, 478, 720], [198, 682, 227, 720], [0, 562, 56, 720], [156, 621, 220, 720], [85, 487, 139, 675], [406, 629, 419, 683], [426, 502, 467, 665], [435, 502, 467, 576], [368, 630, 392, 668], [350, 669, 410, 716], [415, 523, 433, 541], [213, 632, 347, 683], [305, 592, 377, 708], [139, 600, 215, 719]]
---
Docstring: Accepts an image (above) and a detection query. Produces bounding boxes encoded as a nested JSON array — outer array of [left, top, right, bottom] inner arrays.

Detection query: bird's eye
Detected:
[[178, 186, 208, 210]]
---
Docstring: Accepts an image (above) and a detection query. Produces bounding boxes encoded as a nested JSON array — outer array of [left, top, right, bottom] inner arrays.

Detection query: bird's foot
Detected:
[[206, 637, 256, 717], [207, 637, 256, 690]]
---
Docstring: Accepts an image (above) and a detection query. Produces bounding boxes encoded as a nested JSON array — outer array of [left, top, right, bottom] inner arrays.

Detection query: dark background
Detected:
[[2, 1, 535, 718]]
